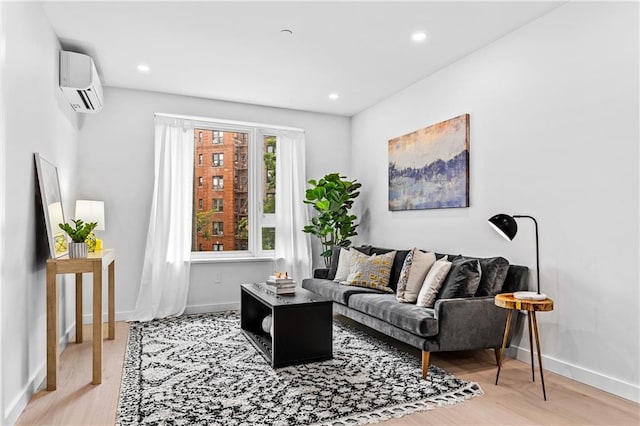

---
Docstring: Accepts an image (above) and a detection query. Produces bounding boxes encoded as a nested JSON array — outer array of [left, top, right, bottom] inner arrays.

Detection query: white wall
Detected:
[[0, 3, 80, 424], [75, 87, 350, 320], [351, 2, 639, 402]]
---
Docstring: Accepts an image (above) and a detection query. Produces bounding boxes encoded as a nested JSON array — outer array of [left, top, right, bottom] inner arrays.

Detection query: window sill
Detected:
[[190, 256, 275, 264]]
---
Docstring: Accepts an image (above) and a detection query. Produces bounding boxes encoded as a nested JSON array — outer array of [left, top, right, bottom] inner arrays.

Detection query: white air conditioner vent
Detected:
[[59, 51, 103, 113]]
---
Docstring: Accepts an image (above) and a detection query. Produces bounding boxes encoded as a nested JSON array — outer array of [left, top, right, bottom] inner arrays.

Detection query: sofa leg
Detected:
[[421, 351, 430, 379], [494, 347, 501, 366]]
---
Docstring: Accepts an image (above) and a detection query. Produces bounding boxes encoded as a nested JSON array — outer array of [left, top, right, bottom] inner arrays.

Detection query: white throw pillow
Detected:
[[396, 249, 436, 303], [416, 259, 452, 308], [333, 248, 352, 282]]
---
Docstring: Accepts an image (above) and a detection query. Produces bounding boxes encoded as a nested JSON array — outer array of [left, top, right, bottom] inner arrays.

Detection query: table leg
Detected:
[[75, 273, 83, 343], [46, 265, 58, 391], [528, 311, 535, 382], [108, 260, 115, 340], [92, 262, 103, 385], [531, 311, 547, 401], [495, 309, 513, 385]]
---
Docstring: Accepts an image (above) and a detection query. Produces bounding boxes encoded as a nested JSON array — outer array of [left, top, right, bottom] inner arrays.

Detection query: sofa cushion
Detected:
[[476, 257, 510, 296], [302, 278, 382, 304], [344, 249, 396, 293], [328, 245, 371, 280], [333, 248, 352, 282], [327, 246, 342, 280], [437, 258, 482, 299], [396, 249, 436, 303], [451, 255, 510, 296], [416, 258, 452, 308], [368, 247, 410, 290], [348, 293, 439, 337]]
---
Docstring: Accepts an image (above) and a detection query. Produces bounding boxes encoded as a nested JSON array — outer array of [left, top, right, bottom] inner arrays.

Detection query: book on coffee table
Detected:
[[265, 277, 296, 294], [266, 276, 295, 284]]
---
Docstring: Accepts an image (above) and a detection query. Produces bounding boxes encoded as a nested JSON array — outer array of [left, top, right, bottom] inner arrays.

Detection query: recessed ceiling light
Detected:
[[137, 64, 150, 73], [412, 32, 427, 42], [328, 93, 339, 100], [280, 29, 293, 35]]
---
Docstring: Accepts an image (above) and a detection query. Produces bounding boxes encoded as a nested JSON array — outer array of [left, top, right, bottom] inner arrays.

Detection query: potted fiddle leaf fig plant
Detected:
[[59, 219, 98, 258], [303, 173, 361, 267]]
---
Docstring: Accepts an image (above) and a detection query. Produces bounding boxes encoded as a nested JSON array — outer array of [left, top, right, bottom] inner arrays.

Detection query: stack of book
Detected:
[[265, 276, 296, 294]]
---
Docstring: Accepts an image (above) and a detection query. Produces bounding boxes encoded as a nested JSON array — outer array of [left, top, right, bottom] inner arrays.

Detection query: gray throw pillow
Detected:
[[327, 246, 342, 280], [476, 257, 510, 296], [437, 258, 482, 299], [451, 254, 510, 296]]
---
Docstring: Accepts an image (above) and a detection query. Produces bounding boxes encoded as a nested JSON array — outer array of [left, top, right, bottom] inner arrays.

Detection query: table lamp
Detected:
[[75, 200, 105, 252], [488, 213, 546, 301]]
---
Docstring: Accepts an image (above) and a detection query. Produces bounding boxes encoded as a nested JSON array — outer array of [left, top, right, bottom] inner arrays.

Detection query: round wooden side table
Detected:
[[494, 293, 554, 400]]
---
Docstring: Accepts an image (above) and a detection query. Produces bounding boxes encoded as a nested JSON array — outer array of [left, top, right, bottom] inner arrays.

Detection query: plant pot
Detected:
[[68, 242, 88, 258]]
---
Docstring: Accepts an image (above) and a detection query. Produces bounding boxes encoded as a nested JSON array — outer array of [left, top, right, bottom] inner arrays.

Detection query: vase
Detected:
[[261, 315, 272, 334], [85, 233, 97, 252], [68, 242, 88, 258]]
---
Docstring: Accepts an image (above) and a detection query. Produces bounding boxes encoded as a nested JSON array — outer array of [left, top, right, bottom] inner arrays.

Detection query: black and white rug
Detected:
[[117, 312, 482, 425]]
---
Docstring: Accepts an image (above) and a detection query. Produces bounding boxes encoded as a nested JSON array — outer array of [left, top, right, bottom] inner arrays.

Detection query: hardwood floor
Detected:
[[16, 322, 129, 426], [16, 319, 639, 425]]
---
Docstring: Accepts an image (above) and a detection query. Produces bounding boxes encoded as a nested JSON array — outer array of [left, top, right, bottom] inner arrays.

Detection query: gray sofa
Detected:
[[302, 245, 528, 378]]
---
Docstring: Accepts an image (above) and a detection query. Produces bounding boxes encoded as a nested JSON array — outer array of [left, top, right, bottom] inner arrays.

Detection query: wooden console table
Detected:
[[46, 249, 115, 390]]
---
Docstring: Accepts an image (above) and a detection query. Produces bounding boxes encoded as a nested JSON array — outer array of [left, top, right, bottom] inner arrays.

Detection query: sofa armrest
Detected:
[[313, 268, 330, 279], [433, 297, 516, 352]]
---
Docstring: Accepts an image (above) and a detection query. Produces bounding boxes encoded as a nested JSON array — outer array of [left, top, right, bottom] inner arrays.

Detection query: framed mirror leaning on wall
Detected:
[[34, 153, 67, 258]]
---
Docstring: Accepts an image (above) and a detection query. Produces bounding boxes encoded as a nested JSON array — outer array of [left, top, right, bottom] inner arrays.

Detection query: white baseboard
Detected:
[[82, 310, 134, 324], [509, 344, 640, 403], [184, 302, 240, 314], [80, 303, 239, 324], [3, 324, 75, 425]]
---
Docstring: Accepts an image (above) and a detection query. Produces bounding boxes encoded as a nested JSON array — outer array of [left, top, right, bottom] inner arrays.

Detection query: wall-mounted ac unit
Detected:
[[59, 51, 103, 113]]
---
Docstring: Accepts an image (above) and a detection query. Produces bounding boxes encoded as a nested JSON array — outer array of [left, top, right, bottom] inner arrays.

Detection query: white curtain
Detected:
[[132, 117, 194, 321], [274, 131, 312, 283]]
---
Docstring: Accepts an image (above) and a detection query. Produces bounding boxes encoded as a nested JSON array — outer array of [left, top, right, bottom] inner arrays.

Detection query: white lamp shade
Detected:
[[75, 200, 105, 231]]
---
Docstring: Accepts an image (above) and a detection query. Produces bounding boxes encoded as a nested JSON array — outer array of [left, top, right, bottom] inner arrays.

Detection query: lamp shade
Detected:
[[488, 214, 518, 241], [75, 200, 105, 231]]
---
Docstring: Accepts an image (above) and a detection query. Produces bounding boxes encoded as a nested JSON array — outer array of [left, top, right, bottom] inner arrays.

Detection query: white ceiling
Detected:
[[42, 1, 564, 116]]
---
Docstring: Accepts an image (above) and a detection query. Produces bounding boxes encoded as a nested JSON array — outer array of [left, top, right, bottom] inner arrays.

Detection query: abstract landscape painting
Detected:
[[389, 114, 469, 211]]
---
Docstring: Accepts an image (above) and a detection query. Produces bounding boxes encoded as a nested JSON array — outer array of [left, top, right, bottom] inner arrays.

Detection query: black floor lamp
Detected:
[[488, 213, 547, 300]]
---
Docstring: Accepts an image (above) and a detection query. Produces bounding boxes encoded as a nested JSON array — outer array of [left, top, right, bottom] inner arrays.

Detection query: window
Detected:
[[191, 121, 296, 258], [198, 131, 203, 143], [198, 154, 203, 165], [263, 136, 276, 214], [198, 199, 203, 210], [212, 176, 223, 190], [235, 175, 248, 192]]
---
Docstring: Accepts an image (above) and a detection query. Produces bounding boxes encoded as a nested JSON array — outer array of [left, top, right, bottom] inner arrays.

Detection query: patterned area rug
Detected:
[[117, 312, 482, 425]]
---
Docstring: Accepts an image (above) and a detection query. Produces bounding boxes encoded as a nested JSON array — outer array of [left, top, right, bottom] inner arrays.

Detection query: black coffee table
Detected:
[[240, 282, 333, 368]]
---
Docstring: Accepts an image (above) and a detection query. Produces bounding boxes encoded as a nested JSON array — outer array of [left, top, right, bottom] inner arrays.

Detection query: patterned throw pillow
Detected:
[[396, 249, 436, 303], [416, 259, 452, 308], [343, 249, 396, 293]]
